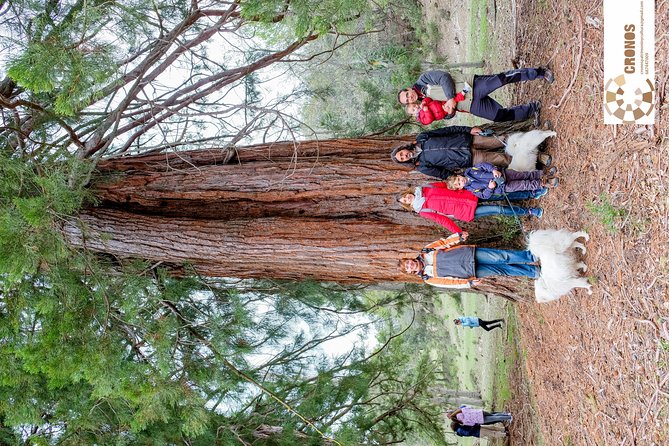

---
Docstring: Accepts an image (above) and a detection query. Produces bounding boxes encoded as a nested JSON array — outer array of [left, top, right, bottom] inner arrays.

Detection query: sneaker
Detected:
[[540, 67, 555, 84], [533, 187, 549, 199], [538, 153, 552, 166], [544, 166, 558, 177], [529, 207, 544, 218]]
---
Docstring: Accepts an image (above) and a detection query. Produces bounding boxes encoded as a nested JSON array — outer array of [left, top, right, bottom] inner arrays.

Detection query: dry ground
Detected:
[[505, 0, 669, 445], [424, 0, 669, 444]]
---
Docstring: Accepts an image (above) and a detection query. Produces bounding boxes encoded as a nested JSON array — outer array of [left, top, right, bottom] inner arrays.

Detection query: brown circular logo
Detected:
[[604, 75, 655, 123]]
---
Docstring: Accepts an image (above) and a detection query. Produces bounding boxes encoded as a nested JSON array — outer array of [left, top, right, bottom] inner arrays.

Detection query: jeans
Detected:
[[482, 190, 536, 202], [474, 248, 539, 279], [473, 204, 531, 218]]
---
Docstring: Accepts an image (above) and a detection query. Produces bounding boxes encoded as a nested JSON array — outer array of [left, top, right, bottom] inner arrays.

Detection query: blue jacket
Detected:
[[457, 316, 480, 327], [463, 162, 504, 199]]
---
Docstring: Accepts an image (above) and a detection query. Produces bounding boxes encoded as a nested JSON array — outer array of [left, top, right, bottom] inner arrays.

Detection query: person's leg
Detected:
[[475, 247, 536, 264], [488, 323, 503, 330], [476, 262, 540, 278], [471, 149, 512, 167], [475, 248, 540, 278], [471, 97, 539, 122], [482, 190, 543, 201], [471, 135, 506, 150], [481, 413, 513, 424], [474, 68, 546, 97], [474, 204, 531, 218], [471, 69, 545, 121], [478, 319, 496, 331], [504, 179, 543, 193], [504, 169, 543, 181]]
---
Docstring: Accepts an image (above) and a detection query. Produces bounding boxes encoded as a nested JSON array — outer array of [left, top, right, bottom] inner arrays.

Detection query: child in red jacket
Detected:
[[406, 92, 467, 125]]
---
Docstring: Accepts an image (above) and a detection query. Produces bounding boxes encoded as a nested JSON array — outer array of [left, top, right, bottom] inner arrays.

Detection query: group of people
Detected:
[[393, 66, 558, 292], [393, 66, 558, 439]]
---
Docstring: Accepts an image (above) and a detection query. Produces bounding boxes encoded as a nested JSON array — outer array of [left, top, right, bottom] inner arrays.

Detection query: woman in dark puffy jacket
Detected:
[[398, 182, 542, 234], [390, 125, 511, 180]]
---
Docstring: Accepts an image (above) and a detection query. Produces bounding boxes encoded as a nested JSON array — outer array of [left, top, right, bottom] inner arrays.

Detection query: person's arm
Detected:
[[467, 184, 493, 200], [431, 101, 446, 121], [418, 126, 473, 139], [423, 233, 462, 251], [474, 162, 497, 173], [417, 70, 456, 100], [420, 210, 462, 234], [419, 109, 434, 125], [426, 277, 471, 289]]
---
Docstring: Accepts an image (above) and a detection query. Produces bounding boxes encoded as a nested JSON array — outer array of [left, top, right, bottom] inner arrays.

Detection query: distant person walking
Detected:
[[454, 316, 504, 331], [398, 67, 554, 122], [448, 405, 513, 426]]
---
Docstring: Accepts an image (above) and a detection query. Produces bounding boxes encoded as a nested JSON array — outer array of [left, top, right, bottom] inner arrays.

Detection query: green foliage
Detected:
[[241, 0, 371, 37], [586, 193, 627, 233], [0, 153, 92, 283], [299, 1, 434, 137]]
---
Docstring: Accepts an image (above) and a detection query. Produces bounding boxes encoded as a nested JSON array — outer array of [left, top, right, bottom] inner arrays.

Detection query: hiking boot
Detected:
[[529, 207, 544, 218], [531, 100, 542, 127], [544, 177, 559, 188], [538, 152, 552, 166], [533, 187, 549, 199], [540, 67, 555, 84], [544, 166, 558, 177]]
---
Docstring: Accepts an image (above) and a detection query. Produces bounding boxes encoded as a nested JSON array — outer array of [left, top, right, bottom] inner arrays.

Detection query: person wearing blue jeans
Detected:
[[399, 232, 540, 290]]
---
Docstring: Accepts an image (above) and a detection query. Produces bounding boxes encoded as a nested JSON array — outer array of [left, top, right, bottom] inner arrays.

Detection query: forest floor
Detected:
[[423, 0, 669, 444]]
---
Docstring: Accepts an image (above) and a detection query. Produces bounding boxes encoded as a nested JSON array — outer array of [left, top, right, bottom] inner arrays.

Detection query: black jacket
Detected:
[[415, 126, 474, 179]]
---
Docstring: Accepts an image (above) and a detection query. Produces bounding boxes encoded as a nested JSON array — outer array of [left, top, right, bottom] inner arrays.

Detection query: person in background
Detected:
[[454, 316, 505, 331], [448, 405, 513, 426]]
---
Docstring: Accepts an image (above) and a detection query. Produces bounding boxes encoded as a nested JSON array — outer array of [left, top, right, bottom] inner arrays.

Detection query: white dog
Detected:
[[505, 130, 557, 172], [527, 229, 592, 302]]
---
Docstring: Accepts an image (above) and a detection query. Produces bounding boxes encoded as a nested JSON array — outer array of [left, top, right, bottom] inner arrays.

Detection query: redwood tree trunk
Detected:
[[67, 136, 534, 301]]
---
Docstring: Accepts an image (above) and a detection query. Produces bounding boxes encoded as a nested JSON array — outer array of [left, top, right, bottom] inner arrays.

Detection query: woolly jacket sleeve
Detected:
[[416, 70, 456, 100]]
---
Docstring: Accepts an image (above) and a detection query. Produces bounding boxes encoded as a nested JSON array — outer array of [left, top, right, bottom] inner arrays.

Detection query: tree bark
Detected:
[[68, 136, 535, 301]]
